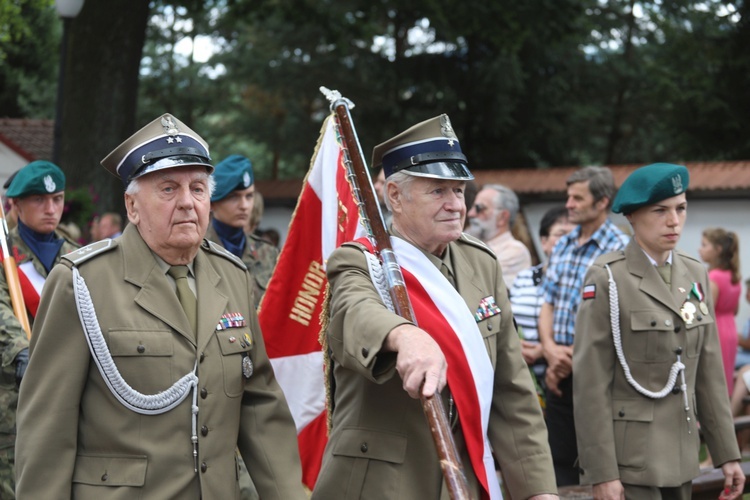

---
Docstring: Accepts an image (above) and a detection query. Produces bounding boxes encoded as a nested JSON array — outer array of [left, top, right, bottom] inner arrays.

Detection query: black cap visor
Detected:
[[398, 161, 474, 181]]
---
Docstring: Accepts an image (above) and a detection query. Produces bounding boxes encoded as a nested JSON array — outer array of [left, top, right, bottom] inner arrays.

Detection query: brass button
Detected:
[[201, 461, 208, 473], [361, 347, 369, 358], [101, 473, 108, 481], [360, 442, 368, 453], [201, 425, 209, 436], [200, 387, 208, 399], [137, 345, 145, 353]]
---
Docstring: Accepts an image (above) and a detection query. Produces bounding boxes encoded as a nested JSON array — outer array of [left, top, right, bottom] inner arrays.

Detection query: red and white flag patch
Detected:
[[583, 284, 596, 300]]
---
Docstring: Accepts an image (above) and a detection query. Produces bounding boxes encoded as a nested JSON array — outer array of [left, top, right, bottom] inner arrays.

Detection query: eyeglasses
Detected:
[[473, 203, 487, 214]]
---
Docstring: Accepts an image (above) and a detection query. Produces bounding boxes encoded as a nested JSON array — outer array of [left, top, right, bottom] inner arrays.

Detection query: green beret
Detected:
[[5, 160, 66, 198], [211, 155, 254, 202], [612, 163, 689, 214]]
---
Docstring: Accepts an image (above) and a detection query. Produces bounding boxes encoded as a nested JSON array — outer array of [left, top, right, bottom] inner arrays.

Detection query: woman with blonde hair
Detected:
[[699, 227, 741, 394]]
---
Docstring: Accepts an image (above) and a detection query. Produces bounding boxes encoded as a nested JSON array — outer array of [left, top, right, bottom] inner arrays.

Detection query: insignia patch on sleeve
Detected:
[[583, 284, 596, 300]]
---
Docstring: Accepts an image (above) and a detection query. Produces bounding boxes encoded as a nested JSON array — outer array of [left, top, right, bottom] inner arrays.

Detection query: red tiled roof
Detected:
[[0, 118, 54, 161], [256, 161, 750, 203]]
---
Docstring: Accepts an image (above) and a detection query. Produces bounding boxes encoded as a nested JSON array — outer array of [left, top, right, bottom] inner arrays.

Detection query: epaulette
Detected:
[[248, 232, 271, 246], [203, 239, 247, 270], [596, 250, 626, 265], [675, 248, 701, 264], [63, 239, 118, 266], [457, 233, 496, 259]]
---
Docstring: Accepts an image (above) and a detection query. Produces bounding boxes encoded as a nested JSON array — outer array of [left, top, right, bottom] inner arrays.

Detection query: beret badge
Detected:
[[44, 175, 56, 193]]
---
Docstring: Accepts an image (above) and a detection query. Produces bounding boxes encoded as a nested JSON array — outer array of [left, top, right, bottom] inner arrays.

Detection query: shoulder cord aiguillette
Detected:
[[72, 267, 202, 470], [605, 264, 690, 420]]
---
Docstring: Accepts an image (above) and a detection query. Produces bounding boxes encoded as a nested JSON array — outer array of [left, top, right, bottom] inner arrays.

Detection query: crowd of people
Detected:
[[0, 112, 748, 499]]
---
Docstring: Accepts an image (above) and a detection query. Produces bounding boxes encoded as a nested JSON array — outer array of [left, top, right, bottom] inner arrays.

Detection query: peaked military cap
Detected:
[[211, 155, 254, 202], [372, 114, 473, 180], [5, 160, 66, 198], [612, 162, 689, 214], [101, 113, 213, 187]]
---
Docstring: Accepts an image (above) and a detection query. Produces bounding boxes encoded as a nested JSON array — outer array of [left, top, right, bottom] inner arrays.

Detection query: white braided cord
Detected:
[[364, 251, 395, 312], [605, 264, 685, 399], [72, 267, 199, 414]]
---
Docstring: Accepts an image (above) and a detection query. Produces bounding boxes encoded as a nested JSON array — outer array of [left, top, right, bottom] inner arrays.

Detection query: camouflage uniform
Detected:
[[205, 224, 279, 500], [205, 225, 279, 310], [0, 227, 78, 498]]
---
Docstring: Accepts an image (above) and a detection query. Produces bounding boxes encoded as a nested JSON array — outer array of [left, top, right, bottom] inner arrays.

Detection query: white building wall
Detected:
[[0, 144, 27, 187]]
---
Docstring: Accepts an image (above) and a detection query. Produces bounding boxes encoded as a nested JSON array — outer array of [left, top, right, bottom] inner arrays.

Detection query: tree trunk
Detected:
[[59, 0, 150, 216]]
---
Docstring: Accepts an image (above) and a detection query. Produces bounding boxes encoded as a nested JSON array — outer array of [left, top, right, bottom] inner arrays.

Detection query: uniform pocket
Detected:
[[72, 454, 147, 486], [107, 329, 174, 394], [612, 398, 653, 470], [323, 428, 406, 500], [685, 316, 712, 358], [629, 310, 674, 362], [216, 329, 253, 397]]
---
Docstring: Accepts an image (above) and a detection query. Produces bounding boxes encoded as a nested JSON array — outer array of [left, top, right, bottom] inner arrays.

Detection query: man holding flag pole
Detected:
[[306, 107, 557, 498]]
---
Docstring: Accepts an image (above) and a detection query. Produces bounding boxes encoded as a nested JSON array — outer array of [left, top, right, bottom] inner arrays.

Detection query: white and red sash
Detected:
[[18, 261, 44, 317], [359, 236, 501, 500], [0, 250, 45, 318]]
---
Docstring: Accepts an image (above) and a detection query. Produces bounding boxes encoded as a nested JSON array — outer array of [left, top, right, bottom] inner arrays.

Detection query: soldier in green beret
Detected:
[[573, 163, 745, 498], [0, 160, 79, 499], [206, 155, 279, 311]]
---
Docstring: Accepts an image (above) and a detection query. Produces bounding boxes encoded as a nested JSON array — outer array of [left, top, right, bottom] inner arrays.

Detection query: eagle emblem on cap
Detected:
[[671, 174, 683, 194], [439, 115, 458, 147], [243, 171, 251, 188], [161, 115, 180, 136], [43, 175, 56, 193]]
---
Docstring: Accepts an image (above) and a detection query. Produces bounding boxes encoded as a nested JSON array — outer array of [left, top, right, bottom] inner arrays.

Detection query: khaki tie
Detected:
[[440, 262, 456, 289], [656, 263, 672, 286], [168, 265, 197, 334]]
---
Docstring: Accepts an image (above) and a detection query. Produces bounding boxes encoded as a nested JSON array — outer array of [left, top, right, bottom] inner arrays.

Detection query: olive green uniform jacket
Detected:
[[15, 224, 305, 500], [313, 234, 556, 500], [205, 223, 279, 310], [573, 240, 740, 487]]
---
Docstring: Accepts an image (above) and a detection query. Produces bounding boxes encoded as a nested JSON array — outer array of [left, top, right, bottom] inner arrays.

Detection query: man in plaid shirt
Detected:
[[538, 166, 630, 486]]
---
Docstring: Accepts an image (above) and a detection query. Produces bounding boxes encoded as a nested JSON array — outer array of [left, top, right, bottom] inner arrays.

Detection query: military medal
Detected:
[[680, 301, 695, 325], [216, 312, 247, 331], [474, 296, 501, 322], [689, 283, 709, 316], [242, 353, 253, 379]]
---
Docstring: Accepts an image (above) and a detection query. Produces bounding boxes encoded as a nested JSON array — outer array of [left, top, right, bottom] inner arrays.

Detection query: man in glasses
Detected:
[[467, 184, 531, 287]]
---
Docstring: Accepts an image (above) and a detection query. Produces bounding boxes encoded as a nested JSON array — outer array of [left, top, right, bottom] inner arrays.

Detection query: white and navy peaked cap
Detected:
[[371, 114, 473, 181], [101, 113, 214, 187]]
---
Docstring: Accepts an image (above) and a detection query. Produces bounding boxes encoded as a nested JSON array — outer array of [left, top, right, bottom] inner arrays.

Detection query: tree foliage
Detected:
[[0, 0, 57, 117], [3, 0, 750, 215]]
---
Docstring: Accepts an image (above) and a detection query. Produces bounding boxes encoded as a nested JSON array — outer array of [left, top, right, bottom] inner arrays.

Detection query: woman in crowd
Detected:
[[699, 227, 741, 394]]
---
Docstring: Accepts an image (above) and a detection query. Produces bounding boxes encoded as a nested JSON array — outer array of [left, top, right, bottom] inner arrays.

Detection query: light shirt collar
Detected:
[[640, 248, 673, 267]]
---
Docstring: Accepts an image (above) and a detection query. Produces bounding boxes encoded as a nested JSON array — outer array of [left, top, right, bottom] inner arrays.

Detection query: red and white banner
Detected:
[[258, 116, 363, 489]]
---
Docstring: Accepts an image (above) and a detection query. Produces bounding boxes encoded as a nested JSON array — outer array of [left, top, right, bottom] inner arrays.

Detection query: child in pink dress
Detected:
[[699, 228, 741, 395]]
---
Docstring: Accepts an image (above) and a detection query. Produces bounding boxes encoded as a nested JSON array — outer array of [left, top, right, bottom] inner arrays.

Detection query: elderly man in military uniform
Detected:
[[205, 154, 279, 310], [573, 163, 745, 499], [15, 114, 306, 499], [312, 115, 557, 500], [0, 160, 79, 499]]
